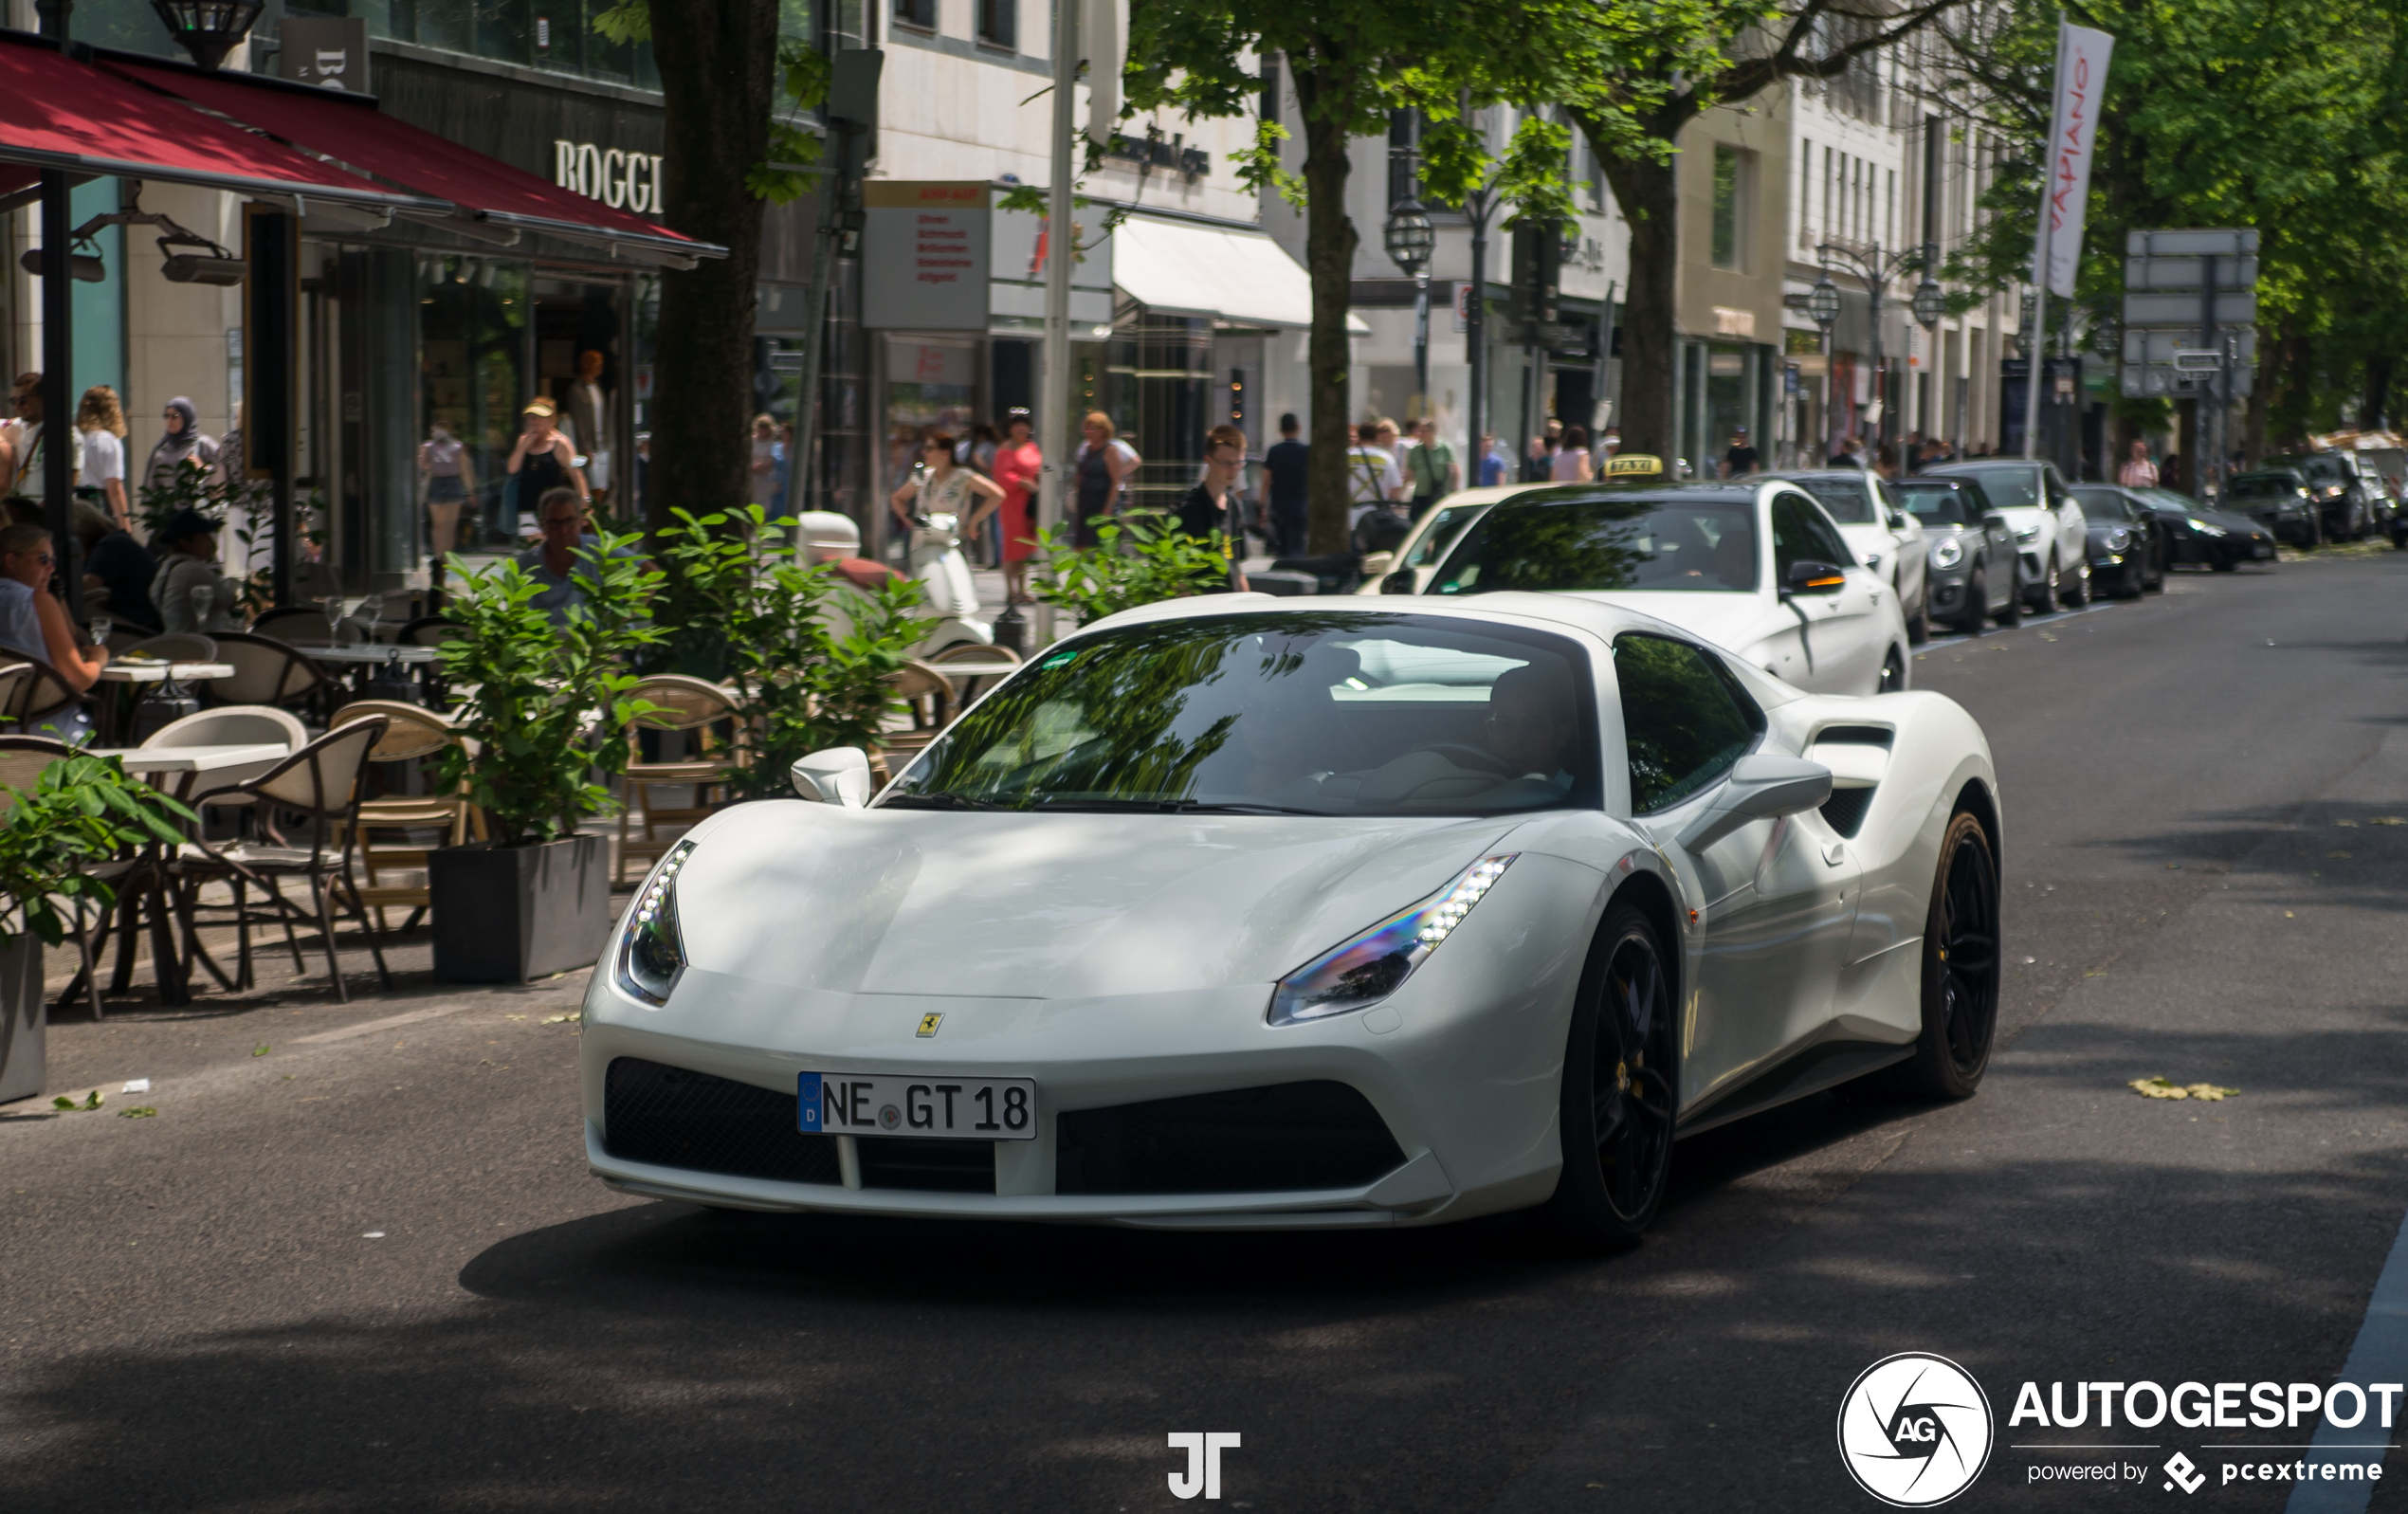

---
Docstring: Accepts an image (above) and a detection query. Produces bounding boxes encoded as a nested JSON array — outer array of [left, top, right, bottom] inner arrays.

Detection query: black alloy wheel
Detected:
[[1545, 903, 1679, 1245], [1867, 811, 2000, 1101], [2146, 537, 2166, 591], [1879, 648, 1908, 693], [1905, 576, 1929, 645]]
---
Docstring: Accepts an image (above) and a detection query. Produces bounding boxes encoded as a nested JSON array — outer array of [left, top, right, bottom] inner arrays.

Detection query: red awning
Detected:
[[104, 56, 719, 268], [0, 34, 444, 217]]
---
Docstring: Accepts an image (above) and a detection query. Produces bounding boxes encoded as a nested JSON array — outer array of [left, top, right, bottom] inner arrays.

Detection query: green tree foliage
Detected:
[[436, 534, 666, 844], [1028, 510, 1236, 624], [1931, 0, 2408, 455]]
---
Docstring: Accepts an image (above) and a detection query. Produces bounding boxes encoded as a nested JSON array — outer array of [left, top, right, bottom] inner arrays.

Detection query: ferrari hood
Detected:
[[1559, 590, 1777, 654], [666, 803, 1521, 1000]]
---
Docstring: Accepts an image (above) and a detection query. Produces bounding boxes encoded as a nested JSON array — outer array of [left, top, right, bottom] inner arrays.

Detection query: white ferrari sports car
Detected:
[[582, 592, 2001, 1241]]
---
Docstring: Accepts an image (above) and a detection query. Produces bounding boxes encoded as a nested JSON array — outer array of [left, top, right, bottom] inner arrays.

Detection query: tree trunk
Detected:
[[1589, 119, 1682, 460], [645, 0, 779, 545], [1294, 72, 1359, 556], [2365, 353, 2393, 433], [2244, 332, 2276, 467]]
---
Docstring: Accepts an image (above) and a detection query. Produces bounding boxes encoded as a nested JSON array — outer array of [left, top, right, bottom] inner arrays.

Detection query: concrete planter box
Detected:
[[0, 933, 46, 1104], [430, 836, 613, 983]]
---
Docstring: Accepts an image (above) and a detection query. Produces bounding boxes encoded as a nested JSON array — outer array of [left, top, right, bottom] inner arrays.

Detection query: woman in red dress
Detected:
[[992, 407, 1045, 603]]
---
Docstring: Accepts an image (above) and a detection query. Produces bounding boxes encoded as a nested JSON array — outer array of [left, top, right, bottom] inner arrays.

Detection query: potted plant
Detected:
[[429, 531, 664, 982], [1029, 510, 1234, 626], [0, 756, 192, 1103], [656, 505, 930, 795]]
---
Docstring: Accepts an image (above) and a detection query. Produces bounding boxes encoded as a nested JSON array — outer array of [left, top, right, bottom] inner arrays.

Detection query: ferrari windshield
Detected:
[[1896, 482, 1981, 525], [882, 612, 1602, 816], [1427, 493, 1760, 594]]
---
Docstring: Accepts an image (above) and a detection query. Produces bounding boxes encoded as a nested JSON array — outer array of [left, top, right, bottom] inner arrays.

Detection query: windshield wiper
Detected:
[[878, 792, 1004, 810], [1028, 797, 1324, 816]]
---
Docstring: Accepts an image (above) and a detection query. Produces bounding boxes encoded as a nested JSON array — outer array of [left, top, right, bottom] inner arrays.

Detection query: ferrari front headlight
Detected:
[[1929, 537, 1964, 570], [1268, 855, 1516, 1027], [617, 839, 697, 1005]]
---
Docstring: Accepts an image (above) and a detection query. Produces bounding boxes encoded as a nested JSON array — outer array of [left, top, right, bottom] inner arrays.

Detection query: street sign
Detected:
[[2120, 363, 2255, 399], [2125, 228, 2258, 259], [2172, 349, 2221, 373], [2123, 329, 2256, 365], [2124, 256, 2257, 291], [2123, 290, 2257, 327]]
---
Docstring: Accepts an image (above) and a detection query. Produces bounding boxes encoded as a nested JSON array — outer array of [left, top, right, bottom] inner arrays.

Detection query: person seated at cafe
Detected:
[[513, 486, 640, 626], [154, 508, 244, 634], [74, 500, 158, 631], [0, 520, 108, 739]]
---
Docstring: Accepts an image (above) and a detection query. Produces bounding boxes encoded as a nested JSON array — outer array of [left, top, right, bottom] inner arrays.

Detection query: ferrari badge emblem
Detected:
[[916, 1012, 943, 1038]]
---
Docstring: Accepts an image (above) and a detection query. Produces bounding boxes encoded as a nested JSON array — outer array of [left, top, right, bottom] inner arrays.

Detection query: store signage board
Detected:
[[863, 182, 993, 331], [2123, 329, 2256, 365], [278, 17, 368, 91], [2122, 290, 2256, 328], [2125, 256, 2257, 291], [2125, 228, 2258, 260], [2120, 363, 2255, 398], [988, 203, 1113, 326]]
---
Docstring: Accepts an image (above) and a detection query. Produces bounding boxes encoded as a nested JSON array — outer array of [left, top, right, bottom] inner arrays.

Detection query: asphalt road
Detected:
[[8, 551, 2408, 1512]]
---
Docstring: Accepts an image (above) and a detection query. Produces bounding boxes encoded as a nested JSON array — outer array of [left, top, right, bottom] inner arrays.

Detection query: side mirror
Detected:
[[1779, 560, 1848, 597], [1887, 510, 1911, 531], [1676, 754, 1835, 852], [1981, 510, 2012, 529], [1379, 569, 1417, 595], [791, 746, 873, 806]]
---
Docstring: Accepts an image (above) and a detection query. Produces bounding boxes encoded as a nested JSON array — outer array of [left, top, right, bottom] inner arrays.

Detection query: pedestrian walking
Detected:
[[891, 429, 1002, 621], [1263, 412, 1310, 556], [74, 385, 129, 528], [1721, 427, 1760, 479], [1552, 425, 1594, 482], [143, 396, 218, 496], [747, 414, 780, 510], [2119, 439, 2161, 488], [1405, 418, 1459, 508], [421, 422, 474, 559], [1478, 431, 1511, 487], [992, 409, 1043, 603], [1175, 424, 1250, 593], [505, 397, 586, 539], [1348, 420, 1404, 530], [1071, 411, 1140, 548], [2161, 453, 2184, 492]]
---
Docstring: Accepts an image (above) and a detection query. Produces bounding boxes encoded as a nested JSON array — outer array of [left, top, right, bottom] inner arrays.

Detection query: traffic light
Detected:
[[1506, 220, 1562, 346]]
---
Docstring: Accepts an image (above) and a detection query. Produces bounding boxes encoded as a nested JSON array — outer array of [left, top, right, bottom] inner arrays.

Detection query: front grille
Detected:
[[603, 1057, 841, 1186], [1055, 1081, 1406, 1195], [858, 1137, 996, 1194]]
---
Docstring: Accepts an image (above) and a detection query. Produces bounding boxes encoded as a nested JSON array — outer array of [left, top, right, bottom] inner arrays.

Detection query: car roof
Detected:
[[1895, 474, 1977, 487], [1927, 459, 2038, 472]]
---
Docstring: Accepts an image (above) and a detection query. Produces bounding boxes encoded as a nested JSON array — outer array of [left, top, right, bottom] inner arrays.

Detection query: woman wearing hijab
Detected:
[[144, 396, 218, 495]]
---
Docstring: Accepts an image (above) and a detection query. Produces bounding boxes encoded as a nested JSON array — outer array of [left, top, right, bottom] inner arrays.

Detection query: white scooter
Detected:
[[906, 509, 992, 652]]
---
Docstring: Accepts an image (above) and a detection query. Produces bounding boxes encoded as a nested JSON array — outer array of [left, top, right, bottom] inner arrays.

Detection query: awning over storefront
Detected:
[[102, 56, 714, 269], [1111, 214, 1368, 333], [0, 33, 443, 219]]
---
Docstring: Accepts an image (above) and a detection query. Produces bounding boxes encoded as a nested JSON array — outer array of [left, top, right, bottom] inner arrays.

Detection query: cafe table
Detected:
[[93, 661, 236, 744], [304, 643, 440, 703], [81, 741, 292, 1005]]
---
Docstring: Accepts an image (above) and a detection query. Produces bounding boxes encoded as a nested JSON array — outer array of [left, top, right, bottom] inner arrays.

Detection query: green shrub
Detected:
[[1029, 510, 1233, 625], [0, 755, 192, 944]]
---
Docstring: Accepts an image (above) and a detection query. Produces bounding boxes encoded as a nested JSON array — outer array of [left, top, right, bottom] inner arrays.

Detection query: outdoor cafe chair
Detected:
[[925, 641, 1022, 706], [330, 700, 483, 933], [142, 704, 307, 808], [247, 606, 333, 647], [1, 654, 93, 743], [210, 632, 334, 717], [123, 632, 219, 663], [171, 717, 393, 1002], [617, 675, 743, 885], [874, 659, 955, 776]]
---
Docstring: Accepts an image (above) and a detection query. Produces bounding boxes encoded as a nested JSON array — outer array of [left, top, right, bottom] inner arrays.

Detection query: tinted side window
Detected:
[[1615, 634, 1762, 813], [1773, 494, 1853, 573]]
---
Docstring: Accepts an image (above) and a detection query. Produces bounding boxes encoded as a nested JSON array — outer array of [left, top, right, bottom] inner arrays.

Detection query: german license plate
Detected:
[[798, 1072, 1037, 1140], [2254, 543, 2274, 557]]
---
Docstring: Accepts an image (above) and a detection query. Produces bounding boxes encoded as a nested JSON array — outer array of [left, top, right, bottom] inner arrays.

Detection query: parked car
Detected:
[[2067, 485, 2166, 597], [1924, 460, 2091, 611], [2127, 486, 2279, 571], [2223, 468, 2321, 546], [1411, 481, 1913, 695], [1760, 469, 1931, 643], [1354, 488, 1520, 596], [587, 593, 2004, 1241], [2264, 452, 2381, 540], [1892, 476, 2023, 632]]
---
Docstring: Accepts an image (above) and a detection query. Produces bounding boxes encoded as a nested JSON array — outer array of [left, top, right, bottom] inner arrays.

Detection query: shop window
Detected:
[[1711, 144, 1753, 272], [977, 0, 1016, 48], [894, 0, 937, 31]]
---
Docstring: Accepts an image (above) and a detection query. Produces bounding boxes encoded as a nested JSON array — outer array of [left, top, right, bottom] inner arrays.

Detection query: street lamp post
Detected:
[[1384, 196, 1435, 418], [1809, 269, 1840, 462], [1815, 239, 1924, 458]]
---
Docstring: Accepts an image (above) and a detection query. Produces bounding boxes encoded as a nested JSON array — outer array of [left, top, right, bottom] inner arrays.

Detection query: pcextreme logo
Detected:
[[1838, 1353, 1997, 1507]]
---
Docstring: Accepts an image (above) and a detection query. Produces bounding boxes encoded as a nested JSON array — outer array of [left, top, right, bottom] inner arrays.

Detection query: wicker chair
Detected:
[[171, 718, 393, 1001], [1, 654, 93, 743], [248, 606, 335, 647], [330, 700, 483, 932], [122, 633, 219, 663], [925, 641, 1022, 706], [616, 675, 744, 885], [874, 659, 955, 775]]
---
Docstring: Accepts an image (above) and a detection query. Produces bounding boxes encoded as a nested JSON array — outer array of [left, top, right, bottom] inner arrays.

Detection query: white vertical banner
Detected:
[[2042, 21, 2114, 298], [1084, 0, 1125, 147]]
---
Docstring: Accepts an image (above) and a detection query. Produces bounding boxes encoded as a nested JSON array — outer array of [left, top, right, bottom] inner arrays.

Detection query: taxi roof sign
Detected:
[[1605, 453, 1664, 477]]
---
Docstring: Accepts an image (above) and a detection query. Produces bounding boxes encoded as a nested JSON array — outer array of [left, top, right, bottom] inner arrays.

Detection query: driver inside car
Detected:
[[1482, 663, 1578, 801]]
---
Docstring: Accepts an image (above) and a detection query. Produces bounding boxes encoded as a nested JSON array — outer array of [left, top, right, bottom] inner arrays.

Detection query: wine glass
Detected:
[[357, 592, 384, 643], [87, 614, 110, 649], [192, 582, 216, 630], [322, 593, 345, 646]]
